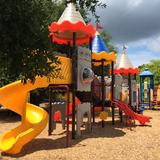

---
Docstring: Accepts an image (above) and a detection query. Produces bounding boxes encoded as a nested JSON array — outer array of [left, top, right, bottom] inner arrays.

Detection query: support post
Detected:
[[134, 74, 136, 81], [111, 61, 115, 125], [140, 77, 142, 104], [138, 88, 140, 111], [72, 32, 77, 139], [67, 41, 71, 58], [119, 92, 123, 122], [148, 86, 151, 108], [49, 35, 53, 47], [66, 86, 70, 147], [128, 73, 132, 108], [48, 87, 53, 135], [134, 73, 137, 112], [89, 37, 95, 123], [101, 59, 105, 127]]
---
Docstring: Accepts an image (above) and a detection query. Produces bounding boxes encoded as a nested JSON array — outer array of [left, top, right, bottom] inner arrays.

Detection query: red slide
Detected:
[[113, 100, 151, 125]]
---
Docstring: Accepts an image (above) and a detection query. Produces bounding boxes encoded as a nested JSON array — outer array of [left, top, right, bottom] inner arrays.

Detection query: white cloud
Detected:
[[126, 35, 160, 53], [128, 50, 158, 67], [147, 37, 160, 53], [128, 0, 143, 8], [114, 36, 160, 67]]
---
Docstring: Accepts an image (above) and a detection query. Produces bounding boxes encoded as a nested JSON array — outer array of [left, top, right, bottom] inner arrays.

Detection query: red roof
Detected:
[[48, 3, 95, 45], [114, 68, 140, 76], [49, 21, 95, 45]]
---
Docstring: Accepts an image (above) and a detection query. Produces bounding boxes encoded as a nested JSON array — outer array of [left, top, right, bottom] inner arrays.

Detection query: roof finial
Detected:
[[123, 44, 127, 54], [96, 23, 103, 31], [66, 0, 78, 10], [66, 0, 76, 5]]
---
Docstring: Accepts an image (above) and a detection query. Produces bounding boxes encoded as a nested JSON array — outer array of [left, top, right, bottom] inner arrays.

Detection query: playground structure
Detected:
[[0, 1, 152, 156], [114, 46, 139, 111], [138, 68, 154, 111]]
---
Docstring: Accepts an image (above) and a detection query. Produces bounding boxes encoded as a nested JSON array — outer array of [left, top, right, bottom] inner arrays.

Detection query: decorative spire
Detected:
[[118, 46, 133, 69], [114, 45, 140, 75], [123, 45, 127, 54], [92, 31, 110, 53], [58, 3, 85, 24], [66, 0, 76, 4], [96, 23, 103, 31], [91, 31, 117, 66]]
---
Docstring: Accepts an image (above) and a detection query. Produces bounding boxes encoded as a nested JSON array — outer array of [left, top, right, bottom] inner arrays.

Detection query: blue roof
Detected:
[[139, 68, 154, 77], [92, 32, 110, 53]]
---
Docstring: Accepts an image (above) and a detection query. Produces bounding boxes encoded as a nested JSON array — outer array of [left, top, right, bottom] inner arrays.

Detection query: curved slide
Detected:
[[0, 56, 71, 154], [113, 100, 151, 125]]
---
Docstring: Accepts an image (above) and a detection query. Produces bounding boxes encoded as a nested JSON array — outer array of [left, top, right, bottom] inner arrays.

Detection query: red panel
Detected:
[[53, 97, 81, 121]]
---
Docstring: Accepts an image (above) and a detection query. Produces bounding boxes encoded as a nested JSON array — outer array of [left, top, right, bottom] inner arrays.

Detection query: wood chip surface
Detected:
[[0, 110, 160, 160]]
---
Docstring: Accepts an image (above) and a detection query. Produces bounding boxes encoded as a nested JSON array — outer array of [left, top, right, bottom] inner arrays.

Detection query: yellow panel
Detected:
[[49, 56, 72, 84], [92, 51, 117, 66]]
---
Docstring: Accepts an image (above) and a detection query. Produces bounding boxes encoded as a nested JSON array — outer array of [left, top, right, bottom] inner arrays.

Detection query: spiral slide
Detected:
[[113, 100, 151, 125], [0, 56, 71, 154]]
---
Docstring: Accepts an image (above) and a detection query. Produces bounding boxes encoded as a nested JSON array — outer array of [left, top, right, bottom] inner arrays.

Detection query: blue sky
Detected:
[[95, 0, 160, 67]]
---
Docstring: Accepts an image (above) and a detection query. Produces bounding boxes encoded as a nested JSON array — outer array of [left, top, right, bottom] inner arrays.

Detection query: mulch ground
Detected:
[[0, 109, 160, 160]]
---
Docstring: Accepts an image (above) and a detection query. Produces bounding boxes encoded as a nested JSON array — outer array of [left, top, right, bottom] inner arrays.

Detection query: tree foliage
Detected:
[[0, 0, 61, 86], [138, 59, 160, 85], [0, 0, 107, 86], [101, 30, 118, 53], [77, 0, 107, 22]]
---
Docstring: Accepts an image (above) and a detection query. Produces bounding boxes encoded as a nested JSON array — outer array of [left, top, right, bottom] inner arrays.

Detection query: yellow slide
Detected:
[[0, 56, 71, 154]]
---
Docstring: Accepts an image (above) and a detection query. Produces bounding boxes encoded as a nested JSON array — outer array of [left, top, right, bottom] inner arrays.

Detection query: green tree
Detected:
[[77, 0, 107, 22], [101, 31, 118, 53], [0, 0, 106, 86], [138, 59, 160, 85], [0, 0, 62, 86]]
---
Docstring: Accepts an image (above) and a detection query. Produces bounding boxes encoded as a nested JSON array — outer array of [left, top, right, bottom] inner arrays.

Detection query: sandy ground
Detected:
[[0, 109, 160, 160]]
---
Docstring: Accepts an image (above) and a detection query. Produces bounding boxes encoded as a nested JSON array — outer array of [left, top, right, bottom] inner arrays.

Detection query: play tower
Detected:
[[91, 31, 116, 126], [49, 1, 96, 138], [139, 68, 154, 109], [115, 46, 139, 111]]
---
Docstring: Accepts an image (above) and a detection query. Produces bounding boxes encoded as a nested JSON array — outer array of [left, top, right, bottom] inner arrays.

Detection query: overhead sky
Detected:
[[96, 0, 160, 67]]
